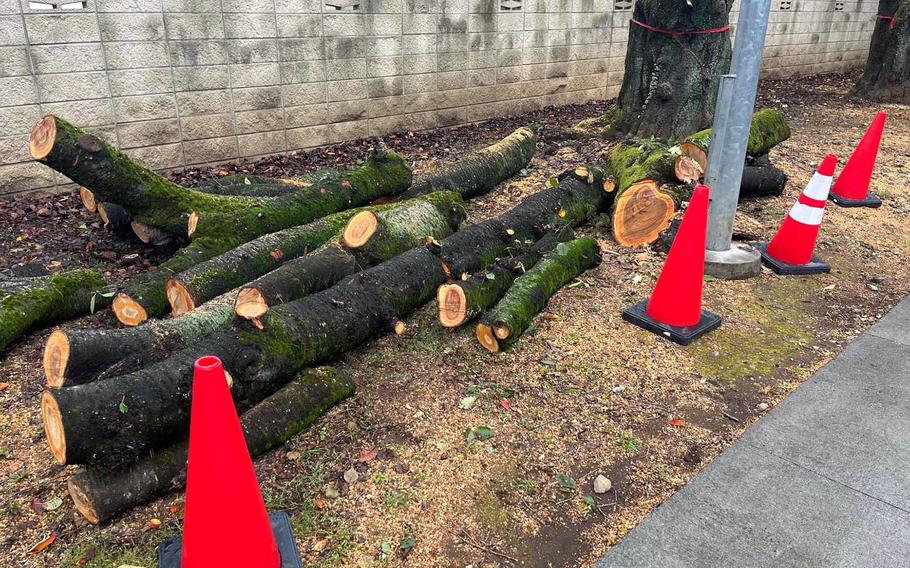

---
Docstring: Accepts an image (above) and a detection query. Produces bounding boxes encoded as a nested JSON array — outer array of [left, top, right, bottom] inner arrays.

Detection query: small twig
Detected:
[[723, 411, 741, 423], [457, 529, 519, 564]]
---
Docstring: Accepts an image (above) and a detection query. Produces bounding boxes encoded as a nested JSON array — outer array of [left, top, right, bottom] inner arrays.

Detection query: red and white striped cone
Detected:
[[756, 154, 837, 275]]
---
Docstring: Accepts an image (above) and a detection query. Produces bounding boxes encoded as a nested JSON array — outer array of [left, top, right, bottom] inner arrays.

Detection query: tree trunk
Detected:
[[854, 0, 910, 103], [45, 193, 463, 387], [400, 127, 537, 199], [0, 270, 106, 351], [612, 0, 733, 139], [30, 115, 411, 241], [677, 108, 792, 172], [97, 203, 131, 232], [169, 191, 465, 316], [42, 180, 608, 468], [476, 237, 600, 352], [67, 366, 353, 524]]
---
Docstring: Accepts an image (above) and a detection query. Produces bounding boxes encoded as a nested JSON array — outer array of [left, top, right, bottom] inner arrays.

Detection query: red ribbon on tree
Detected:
[[877, 14, 908, 29], [631, 18, 731, 36]]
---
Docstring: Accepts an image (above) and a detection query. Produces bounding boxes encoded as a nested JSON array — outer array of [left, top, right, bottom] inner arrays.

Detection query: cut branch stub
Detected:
[[674, 155, 704, 184], [112, 292, 148, 327], [79, 187, 96, 212], [28, 116, 56, 160], [613, 180, 676, 247], [234, 287, 268, 320], [165, 278, 195, 316]]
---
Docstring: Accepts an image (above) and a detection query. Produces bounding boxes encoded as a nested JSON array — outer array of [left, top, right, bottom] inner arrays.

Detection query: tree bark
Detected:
[[612, 0, 733, 139], [42, 180, 608, 468], [193, 171, 340, 197], [854, 0, 910, 103], [677, 108, 792, 172], [476, 237, 601, 352], [0, 270, 106, 351], [739, 165, 788, 199], [437, 227, 575, 329], [170, 191, 465, 316], [400, 127, 537, 199], [30, 115, 411, 241], [67, 366, 353, 524], [45, 193, 463, 387], [97, 203, 131, 232]]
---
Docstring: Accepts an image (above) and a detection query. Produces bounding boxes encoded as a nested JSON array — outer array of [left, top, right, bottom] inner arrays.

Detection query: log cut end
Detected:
[[41, 390, 67, 464], [68, 476, 101, 525], [79, 187, 97, 213], [437, 284, 467, 328], [112, 292, 148, 326], [394, 320, 406, 335], [613, 180, 676, 247], [679, 141, 707, 172], [493, 323, 511, 340], [603, 177, 616, 193], [131, 222, 170, 246], [166, 278, 195, 316], [341, 210, 379, 248], [97, 203, 112, 226], [674, 155, 703, 184], [234, 287, 268, 320], [187, 212, 199, 238], [29, 115, 57, 160], [476, 323, 500, 353], [43, 330, 70, 388]]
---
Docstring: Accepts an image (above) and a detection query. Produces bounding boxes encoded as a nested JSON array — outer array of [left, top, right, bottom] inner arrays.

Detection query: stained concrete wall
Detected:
[[0, 0, 877, 195]]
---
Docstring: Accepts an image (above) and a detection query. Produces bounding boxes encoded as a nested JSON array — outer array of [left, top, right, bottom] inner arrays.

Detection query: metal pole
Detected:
[[703, 74, 736, 189], [705, 0, 773, 252]]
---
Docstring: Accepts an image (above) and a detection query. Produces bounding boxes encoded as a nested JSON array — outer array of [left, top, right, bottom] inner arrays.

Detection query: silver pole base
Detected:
[[705, 242, 761, 280]]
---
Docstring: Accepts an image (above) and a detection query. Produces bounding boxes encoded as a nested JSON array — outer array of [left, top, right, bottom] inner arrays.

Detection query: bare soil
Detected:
[[1, 69, 909, 567]]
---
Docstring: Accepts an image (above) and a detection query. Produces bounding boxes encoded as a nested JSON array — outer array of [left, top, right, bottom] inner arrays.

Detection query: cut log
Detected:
[[400, 127, 537, 200], [677, 108, 792, 172], [437, 227, 575, 328], [67, 366, 353, 524], [42, 179, 608, 468], [237, 191, 466, 321], [171, 191, 465, 316], [30, 116, 411, 243], [78, 187, 96, 212], [97, 203, 131, 232], [476, 237, 600, 353], [339, 192, 466, 266], [739, 165, 788, 199], [46, 193, 465, 387], [0, 270, 106, 351]]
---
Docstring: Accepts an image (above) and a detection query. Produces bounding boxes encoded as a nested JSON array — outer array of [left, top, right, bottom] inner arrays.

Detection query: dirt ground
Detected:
[[1, 69, 909, 567]]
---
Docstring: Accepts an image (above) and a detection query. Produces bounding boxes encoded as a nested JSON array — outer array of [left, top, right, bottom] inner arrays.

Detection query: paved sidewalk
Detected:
[[596, 297, 910, 568]]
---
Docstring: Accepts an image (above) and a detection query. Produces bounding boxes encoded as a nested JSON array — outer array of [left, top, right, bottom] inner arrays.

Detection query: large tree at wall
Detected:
[[853, 0, 909, 103], [611, 0, 734, 140]]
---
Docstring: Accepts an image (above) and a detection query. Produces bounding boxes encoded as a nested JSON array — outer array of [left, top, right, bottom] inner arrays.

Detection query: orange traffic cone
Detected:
[[756, 154, 836, 275], [829, 111, 885, 208], [157, 356, 302, 568], [622, 184, 720, 345]]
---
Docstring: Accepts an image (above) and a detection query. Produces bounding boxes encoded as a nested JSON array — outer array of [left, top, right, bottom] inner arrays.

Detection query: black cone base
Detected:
[[754, 242, 830, 275], [158, 511, 302, 568], [829, 191, 882, 208], [622, 301, 721, 346]]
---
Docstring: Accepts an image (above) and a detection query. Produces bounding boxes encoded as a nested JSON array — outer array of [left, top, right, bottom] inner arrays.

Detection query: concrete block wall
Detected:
[[0, 0, 876, 196]]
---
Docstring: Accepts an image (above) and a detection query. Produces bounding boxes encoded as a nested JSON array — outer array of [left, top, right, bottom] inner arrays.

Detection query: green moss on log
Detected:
[[605, 141, 678, 193], [0, 269, 106, 351], [478, 237, 601, 352], [685, 109, 791, 158]]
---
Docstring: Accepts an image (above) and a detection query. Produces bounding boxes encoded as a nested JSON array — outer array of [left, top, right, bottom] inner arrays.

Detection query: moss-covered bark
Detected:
[[854, 0, 910, 103], [111, 155, 411, 324], [605, 140, 678, 194], [66, 366, 353, 523], [0, 270, 106, 351], [739, 165, 788, 199], [682, 109, 791, 167], [612, 0, 733, 139], [437, 228, 573, 328], [171, 191, 465, 315], [44, 180, 609, 468], [477, 237, 600, 352], [400, 127, 537, 199], [194, 170, 340, 197], [31, 116, 412, 242]]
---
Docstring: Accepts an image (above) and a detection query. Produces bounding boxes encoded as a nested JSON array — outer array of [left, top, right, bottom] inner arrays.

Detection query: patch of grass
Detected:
[[384, 490, 415, 508], [615, 430, 642, 455]]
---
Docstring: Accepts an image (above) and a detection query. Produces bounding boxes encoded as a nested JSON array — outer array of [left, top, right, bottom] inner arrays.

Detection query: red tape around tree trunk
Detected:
[[631, 18, 731, 36], [877, 14, 908, 29]]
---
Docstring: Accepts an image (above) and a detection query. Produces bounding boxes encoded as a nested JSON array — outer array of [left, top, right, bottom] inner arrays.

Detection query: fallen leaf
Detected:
[[147, 518, 161, 529], [30, 498, 45, 515], [28, 533, 56, 554], [286, 450, 302, 460], [499, 399, 511, 410], [314, 498, 326, 511], [43, 496, 63, 511], [312, 538, 329, 552], [357, 447, 378, 463], [669, 418, 685, 428], [459, 395, 477, 410], [0, 383, 10, 391]]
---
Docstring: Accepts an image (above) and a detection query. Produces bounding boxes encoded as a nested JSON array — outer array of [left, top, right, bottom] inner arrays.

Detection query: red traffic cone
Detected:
[[622, 184, 720, 345], [757, 154, 836, 275], [829, 112, 885, 208], [157, 356, 300, 568]]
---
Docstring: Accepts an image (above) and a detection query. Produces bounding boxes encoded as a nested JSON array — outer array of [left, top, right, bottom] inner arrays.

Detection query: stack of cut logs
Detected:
[[10, 108, 790, 523]]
